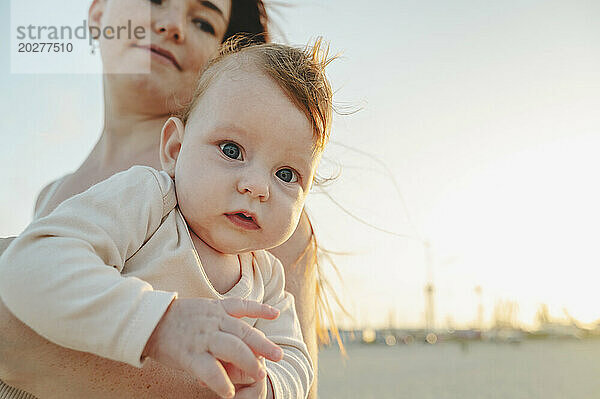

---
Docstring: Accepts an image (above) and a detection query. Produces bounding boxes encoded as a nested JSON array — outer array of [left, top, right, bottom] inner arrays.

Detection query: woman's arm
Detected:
[[269, 211, 319, 399], [0, 307, 221, 399], [0, 182, 64, 391]]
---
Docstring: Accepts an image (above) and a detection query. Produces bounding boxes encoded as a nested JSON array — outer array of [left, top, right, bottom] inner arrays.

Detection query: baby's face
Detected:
[[166, 67, 320, 254]]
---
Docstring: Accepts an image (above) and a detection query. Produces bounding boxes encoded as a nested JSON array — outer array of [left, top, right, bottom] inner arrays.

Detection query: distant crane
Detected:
[[423, 241, 460, 332], [475, 285, 484, 330], [424, 240, 435, 332]]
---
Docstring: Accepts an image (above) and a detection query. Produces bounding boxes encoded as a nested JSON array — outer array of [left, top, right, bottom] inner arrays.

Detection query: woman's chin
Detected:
[[106, 73, 191, 114]]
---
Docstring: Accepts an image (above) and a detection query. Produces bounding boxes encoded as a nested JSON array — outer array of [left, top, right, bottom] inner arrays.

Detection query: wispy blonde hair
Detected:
[[179, 36, 335, 154]]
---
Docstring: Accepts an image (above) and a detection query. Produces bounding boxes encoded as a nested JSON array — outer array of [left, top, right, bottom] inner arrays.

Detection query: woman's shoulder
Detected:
[[33, 174, 71, 220]]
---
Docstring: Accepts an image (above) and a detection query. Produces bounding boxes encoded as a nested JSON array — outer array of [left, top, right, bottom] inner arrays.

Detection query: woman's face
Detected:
[[92, 0, 232, 112]]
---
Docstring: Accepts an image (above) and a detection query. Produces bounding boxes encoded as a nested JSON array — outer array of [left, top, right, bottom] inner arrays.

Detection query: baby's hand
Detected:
[[232, 357, 270, 399], [142, 297, 283, 398]]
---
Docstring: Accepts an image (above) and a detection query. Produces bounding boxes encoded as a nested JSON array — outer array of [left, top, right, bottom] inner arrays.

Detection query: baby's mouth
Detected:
[[225, 212, 260, 230]]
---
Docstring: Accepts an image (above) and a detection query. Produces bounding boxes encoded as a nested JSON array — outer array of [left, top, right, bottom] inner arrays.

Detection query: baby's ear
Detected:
[[160, 117, 185, 178]]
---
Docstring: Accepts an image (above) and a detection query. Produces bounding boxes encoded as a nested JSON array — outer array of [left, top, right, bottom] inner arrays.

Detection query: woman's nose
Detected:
[[237, 174, 270, 202], [153, 7, 186, 43]]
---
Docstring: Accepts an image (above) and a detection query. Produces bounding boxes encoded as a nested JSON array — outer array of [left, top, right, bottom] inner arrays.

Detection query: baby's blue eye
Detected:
[[220, 143, 242, 160], [276, 168, 298, 183]]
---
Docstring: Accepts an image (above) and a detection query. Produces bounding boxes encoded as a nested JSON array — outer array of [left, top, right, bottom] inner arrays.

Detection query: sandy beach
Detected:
[[318, 339, 600, 398]]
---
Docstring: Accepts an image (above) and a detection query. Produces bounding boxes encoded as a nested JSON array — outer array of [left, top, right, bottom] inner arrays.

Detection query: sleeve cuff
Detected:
[[117, 289, 177, 367]]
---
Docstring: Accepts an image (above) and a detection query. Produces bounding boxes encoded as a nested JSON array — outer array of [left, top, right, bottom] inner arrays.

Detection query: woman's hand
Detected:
[[142, 297, 283, 399]]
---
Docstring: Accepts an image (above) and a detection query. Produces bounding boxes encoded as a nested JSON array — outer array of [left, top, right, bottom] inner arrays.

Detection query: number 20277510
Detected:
[[18, 42, 74, 53]]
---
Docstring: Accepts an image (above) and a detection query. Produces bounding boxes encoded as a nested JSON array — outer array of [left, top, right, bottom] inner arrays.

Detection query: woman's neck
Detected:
[[83, 77, 170, 173]]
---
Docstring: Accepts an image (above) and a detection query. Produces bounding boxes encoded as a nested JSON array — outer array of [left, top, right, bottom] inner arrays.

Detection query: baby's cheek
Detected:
[[289, 201, 305, 229], [275, 191, 306, 236]]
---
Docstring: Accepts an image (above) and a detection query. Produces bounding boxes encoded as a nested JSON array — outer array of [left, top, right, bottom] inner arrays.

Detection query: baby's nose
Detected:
[[237, 174, 270, 201]]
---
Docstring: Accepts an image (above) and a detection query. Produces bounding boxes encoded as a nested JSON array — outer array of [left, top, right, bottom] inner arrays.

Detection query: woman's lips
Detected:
[[225, 213, 260, 230], [133, 44, 182, 71]]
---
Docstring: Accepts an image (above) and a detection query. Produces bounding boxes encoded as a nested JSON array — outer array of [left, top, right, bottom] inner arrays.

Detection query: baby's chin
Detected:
[[211, 243, 277, 255], [193, 226, 293, 255], [207, 238, 288, 255]]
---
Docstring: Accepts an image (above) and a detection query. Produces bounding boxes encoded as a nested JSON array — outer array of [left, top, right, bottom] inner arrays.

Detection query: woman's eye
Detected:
[[219, 143, 242, 160], [276, 168, 298, 183], [192, 19, 216, 35], [149, 0, 163, 5]]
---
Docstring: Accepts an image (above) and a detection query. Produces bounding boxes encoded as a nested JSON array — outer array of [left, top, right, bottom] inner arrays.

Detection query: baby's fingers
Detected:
[[189, 353, 235, 398], [221, 298, 279, 320], [233, 382, 264, 399], [221, 317, 283, 362], [222, 362, 257, 385], [209, 333, 266, 382]]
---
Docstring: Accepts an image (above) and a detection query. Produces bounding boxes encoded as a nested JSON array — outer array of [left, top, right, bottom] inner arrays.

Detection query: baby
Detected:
[[0, 39, 333, 399]]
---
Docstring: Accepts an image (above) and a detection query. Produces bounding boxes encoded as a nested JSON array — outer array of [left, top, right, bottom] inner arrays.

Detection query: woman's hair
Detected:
[[224, 0, 269, 44]]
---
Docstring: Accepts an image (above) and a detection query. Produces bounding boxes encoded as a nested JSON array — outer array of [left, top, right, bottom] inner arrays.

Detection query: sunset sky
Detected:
[[1, 0, 599, 329]]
